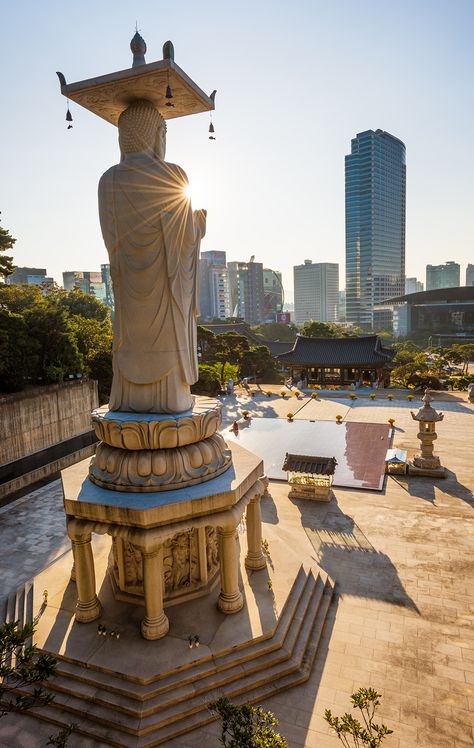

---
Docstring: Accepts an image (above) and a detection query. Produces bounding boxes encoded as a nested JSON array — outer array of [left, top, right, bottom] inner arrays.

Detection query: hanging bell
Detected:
[[66, 105, 73, 130], [208, 121, 216, 140], [165, 84, 174, 107]]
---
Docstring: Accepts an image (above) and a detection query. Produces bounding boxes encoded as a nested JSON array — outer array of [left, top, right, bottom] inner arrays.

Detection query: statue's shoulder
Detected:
[[99, 163, 120, 190], [163, 161, 189, 184]]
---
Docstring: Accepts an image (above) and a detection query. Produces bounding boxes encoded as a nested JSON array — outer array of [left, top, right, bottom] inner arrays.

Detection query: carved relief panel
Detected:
[[111, 525, 220, 606]]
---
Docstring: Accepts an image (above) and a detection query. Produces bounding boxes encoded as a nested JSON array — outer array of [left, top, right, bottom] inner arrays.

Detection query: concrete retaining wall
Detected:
[[0, 380, 98, 465]]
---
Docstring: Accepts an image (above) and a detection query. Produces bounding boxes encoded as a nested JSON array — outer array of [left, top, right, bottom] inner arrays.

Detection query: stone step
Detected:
[[11, 571, 335, 747], [50, 564, 310, 700], [0, 582, 33, 668], [138, 577, 335, 748], [44, 571, 322, 724], [30, 573, 331, 744]]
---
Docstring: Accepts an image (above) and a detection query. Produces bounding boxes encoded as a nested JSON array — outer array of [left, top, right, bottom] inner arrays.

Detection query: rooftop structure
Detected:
[[374, 285, 474, 341], [426, 261, 460, 291], [7, 267, 53, 287]]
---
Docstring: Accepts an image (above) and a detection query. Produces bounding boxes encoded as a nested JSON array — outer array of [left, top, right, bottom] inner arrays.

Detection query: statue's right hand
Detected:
[[194, 209, 207, 237]]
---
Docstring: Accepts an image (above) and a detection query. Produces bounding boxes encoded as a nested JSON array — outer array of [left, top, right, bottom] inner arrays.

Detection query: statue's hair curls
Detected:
[[118, 99, 166, 154]]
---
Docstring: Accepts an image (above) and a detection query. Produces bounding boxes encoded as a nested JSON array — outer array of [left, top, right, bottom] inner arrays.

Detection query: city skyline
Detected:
[[1, 1, 474, 303]]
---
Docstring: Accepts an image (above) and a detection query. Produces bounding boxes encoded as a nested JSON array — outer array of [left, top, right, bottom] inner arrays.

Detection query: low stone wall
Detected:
[[0, 380, 98, 465], [0, 442, 97, 503]]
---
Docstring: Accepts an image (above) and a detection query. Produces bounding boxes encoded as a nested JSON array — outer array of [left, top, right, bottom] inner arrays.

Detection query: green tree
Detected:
[[0, 283, 44, 316], [0, 621, 57, 717], [209, 697, 289, 747], [197, 324, 216, 361], [324, 687, 393, 747], [300, 320, 350, 338], [0, 309, 39, 392], [56, 286, 109, 322], [26, 303, 83, 383], [208, 332, 250, 384], [71, 315, 113, 403], [251, 322, 298, 343], [454, 344, 474, 375], [0, 212, 16, 280], [239, 345, 279, 383], [0, 284, 113, 395], [192, 363, 222, 396]]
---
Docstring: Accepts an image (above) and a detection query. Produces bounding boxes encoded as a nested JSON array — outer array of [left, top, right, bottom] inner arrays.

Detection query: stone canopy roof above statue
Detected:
[[57, 32, 216, 125]]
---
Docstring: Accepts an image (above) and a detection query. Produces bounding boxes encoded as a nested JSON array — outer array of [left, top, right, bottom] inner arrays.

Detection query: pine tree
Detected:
[[0, 212, 16, 279]]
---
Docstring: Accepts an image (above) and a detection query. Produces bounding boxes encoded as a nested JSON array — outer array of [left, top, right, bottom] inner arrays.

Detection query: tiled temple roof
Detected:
[[282, 453, 337, 475], [277, 335, 394, 367]]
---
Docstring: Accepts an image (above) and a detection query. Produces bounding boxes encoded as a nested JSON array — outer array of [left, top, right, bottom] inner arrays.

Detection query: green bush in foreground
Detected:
[[324, 687, 393, 747], [209, 697, 289, 747], [0, 621, 57, 717]]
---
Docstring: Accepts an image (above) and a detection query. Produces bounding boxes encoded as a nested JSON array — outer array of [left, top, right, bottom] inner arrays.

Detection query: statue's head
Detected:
[[118, 99, 167, 159]]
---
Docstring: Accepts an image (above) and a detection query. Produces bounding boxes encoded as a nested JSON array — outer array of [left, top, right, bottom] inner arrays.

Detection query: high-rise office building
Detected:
[[62, 270, 107, 302], [199, 251, 230, 320], [426, 262, 460, 291], [101, 264, 114, 312], [293, 260, 339, 325], [7, 266, 53, 286], [338, 289, 346, 322], [227, 261, 265, 325], [345, 129, 406, 330], [262, 268, 284, 321], [405, 277, 424, 294], [466, 264, 474, 287]]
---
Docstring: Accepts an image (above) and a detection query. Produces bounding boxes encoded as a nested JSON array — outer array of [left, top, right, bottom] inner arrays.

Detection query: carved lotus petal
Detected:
[[106, 447, 118, 474], [152, 451, 167, 476], [137, 451, 152, 477], [122, 425, 145, 450], [187, 444, 203, 469]]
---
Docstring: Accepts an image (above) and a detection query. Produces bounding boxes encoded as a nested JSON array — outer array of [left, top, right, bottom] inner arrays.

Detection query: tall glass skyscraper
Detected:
[[345, 129, 406, 330]]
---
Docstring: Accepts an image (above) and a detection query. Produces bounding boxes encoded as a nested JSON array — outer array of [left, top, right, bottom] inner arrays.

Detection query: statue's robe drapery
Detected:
[[98, 153, 203, 413]]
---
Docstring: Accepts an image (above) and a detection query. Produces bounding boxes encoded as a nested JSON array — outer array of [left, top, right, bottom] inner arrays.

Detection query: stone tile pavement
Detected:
[[1, 393, 474, 746], [0, 479, 69, 602]]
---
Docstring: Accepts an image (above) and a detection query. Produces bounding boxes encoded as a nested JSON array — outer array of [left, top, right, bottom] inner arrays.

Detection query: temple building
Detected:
[[277, 334, 395, 387]]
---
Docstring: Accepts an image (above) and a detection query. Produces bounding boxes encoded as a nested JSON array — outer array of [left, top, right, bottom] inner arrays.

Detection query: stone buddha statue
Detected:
[[98, 99, 206, 413]]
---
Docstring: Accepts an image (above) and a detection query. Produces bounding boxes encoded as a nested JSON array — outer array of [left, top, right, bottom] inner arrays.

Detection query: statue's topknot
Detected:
[[118, 99, 166, 155]]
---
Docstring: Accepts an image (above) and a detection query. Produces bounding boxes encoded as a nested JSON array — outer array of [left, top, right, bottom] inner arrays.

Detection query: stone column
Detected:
[[141, 545, 169, 640], [198, 526, 208, 585], [217, 525, 243, 614], [245, 494, 266, 571], [70, 532, 101, 623]]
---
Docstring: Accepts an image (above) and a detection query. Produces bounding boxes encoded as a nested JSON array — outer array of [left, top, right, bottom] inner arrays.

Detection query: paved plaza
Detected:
[[1, 391, 474, 747]]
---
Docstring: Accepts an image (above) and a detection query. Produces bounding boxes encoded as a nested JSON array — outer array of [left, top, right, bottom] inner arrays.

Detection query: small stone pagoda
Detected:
[[408, 390, 446, 477]]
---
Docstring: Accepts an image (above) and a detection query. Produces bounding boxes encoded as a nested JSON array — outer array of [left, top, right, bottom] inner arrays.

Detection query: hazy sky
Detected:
[[1, 0, 473, 301]]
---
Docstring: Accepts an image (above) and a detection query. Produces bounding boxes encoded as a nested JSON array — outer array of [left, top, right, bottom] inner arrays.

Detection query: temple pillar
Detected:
[[141, 545, 169, 640], [69, 529, 101, 623], [217, 525, 243, 614], [245, 493, 266, 571]]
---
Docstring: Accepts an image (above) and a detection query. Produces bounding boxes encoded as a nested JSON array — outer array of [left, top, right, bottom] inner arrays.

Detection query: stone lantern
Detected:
[[409, 390, 446, 477]]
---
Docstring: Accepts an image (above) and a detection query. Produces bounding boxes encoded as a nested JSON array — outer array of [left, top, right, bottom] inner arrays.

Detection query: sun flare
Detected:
[[183, 178, 208, 208]]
